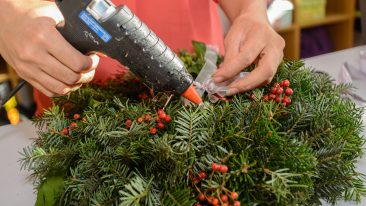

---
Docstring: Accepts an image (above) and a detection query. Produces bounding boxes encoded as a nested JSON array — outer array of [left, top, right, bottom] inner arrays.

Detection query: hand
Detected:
[[213, 3, 285, 96], [0, 0, 99, 97]]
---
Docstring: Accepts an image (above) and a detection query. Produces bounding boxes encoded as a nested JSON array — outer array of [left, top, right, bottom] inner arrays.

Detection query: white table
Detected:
[[0, 47, 365, 205], [0, 121, 36, 206]]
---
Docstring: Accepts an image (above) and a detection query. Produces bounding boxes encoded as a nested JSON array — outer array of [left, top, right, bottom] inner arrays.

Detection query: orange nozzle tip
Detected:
[[181, 85, 202, 105]]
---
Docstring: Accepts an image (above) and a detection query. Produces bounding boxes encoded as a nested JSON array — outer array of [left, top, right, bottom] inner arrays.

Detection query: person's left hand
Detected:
[[212, 6, 285, 96]]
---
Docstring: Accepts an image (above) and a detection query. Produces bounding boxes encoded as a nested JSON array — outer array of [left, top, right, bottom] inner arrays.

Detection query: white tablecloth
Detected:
[[0, 46, 365, 205]]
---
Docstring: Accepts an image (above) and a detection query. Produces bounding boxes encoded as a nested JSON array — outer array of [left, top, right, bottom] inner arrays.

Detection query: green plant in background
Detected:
[[20, 42, 365, 206]]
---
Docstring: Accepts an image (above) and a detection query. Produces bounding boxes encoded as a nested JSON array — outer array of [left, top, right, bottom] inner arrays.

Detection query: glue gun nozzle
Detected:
[[181, 85, 202, 105]]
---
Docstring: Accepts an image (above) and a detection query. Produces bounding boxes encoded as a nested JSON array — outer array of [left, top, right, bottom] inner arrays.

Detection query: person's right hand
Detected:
[[0, 0, 99, 97]]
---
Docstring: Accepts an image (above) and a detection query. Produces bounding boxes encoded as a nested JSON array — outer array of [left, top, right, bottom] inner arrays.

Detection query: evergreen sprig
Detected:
[[20, 42, 365, 206]]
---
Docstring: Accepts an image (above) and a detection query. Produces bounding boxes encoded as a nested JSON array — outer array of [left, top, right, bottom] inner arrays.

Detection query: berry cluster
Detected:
[[195, 191, 240, 206], [60, 113, 81, 137], [212, 163, 229, 173], [124, 109, 171, 135], [192, 163, 240, 206], [262, 79, 293, 107]]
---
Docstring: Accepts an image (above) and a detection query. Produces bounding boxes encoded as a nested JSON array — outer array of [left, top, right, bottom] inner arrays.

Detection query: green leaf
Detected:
[[35, 175, 64, 206]]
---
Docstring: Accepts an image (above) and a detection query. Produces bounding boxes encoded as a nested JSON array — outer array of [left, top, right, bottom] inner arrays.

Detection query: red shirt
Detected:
[[34, 0, 225, 115]]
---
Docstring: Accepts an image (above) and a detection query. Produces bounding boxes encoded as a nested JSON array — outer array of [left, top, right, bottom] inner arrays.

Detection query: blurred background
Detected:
[[0, 0, 364, 126]]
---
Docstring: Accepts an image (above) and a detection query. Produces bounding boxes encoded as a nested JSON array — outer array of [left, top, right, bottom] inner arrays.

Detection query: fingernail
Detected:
[[213, 76, 224, 83], [70, 85, 82, 92], [63, 88, 71, 94], [79, 69, 96, 84], [89, 54, 100, 70], [226, 88, 239, 96]]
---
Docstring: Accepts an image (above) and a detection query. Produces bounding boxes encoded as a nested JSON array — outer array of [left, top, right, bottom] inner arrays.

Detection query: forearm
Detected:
[[219, 0, 267, 22]]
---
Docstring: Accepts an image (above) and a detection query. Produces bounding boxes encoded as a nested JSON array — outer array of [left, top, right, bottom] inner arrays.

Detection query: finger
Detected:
[[28, 79, 56, 97], [214, 36, 266, 83], [39, 54, 82, 86], [226, 47, 283, 96], [34, 70, 79, 96], [222, 25, 243, 61], [78, 54, 99, 84], [45, 27, 93, 73]]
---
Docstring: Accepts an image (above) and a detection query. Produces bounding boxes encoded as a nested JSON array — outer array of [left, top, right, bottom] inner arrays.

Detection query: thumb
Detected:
[[79, 54, 100, 84]]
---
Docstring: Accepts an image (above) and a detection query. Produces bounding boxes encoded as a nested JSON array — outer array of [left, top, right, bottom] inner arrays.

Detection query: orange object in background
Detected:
[[4, 96, 20, 125]]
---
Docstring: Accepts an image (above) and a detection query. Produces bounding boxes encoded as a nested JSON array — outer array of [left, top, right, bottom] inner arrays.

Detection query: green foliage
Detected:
[[20, 46, 365, 206]]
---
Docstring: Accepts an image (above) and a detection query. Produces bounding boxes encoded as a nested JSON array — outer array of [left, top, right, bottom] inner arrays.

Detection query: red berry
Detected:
[[274, 83, 280, 88], [219, 165, 229, 173], [198, 171, 207, 179], [157, 122, 165, 130], [283, 96, 292, 106], [221, 203, 229, 206], [276, 87, 284, 95], [220, 194, 229, 202], [164, 115, 171, 123], [155, 117, 161, 122], [263, 95, 269, 102], [270, 88, 277, 94], [282, 79, 290, 87], [157, 109, 165, 116], [140, 93, 148, 99], [125, 119, 132, 129], [198, 193, 205, 202], [207, 196, 219, 205], [61, 128, 69, 135], [193, 177, 200, 184], [70, 122, 77, 129], [233, 201, 241, 206], [144, 114, 151, 122], [285, 88, 293, 95], [231, 192, 239, 200], [269, 94, 276, 100], [195, 203, 202, 206], [212, 163, 220, 171], [275, 96, 281, 103], [137, 117, 143, 123], [159, 113, 167, 119], [73, 114, 80, 120], [150, 128, 157, 135]]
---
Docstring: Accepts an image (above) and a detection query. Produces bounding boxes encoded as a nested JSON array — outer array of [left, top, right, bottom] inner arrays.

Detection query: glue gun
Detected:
[[55, 0, 202, 104]]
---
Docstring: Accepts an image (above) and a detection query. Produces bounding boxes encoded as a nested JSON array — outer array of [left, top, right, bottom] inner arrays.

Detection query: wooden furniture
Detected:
[[277, 0, 356, 59]]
